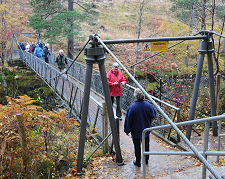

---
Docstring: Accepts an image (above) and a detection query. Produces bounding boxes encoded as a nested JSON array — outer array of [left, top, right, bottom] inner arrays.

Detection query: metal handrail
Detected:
[[14, 38, 178, 162], [217, 115, 225, 162], [126, 84, 180, 111], [96, 35, 224, 179], [126, 84, 181, 141], [142, 114, 225, 179], [16, 48, 115, 163]]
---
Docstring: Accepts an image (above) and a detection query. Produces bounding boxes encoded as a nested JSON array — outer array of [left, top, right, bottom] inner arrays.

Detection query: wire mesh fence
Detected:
[[17, 51, 112, 146], [17, 48, 182, 144]]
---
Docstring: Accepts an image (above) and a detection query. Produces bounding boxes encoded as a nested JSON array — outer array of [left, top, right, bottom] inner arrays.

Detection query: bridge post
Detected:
[[98, 59, 123, 163], [77, 61, 93, 174], [186, 35, 207, 140], [186, 31, 217, 140], [77, 34, 123, 175]]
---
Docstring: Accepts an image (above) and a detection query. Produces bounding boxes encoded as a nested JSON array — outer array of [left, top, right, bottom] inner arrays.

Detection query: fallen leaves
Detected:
[[193, 160, 202, 167]]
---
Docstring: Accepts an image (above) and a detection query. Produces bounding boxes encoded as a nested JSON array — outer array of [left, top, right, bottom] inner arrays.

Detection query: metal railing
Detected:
[[96, 33, 225, 179], [217, 117, 225, 162], [126, 84, 181, 142], [15, 46, 181, 144], [14, 32, 224, 177], [15, 42, 184, 167], [16, 49, 114, 161], [63, 54, 181, 143], [142, 114, 225, 179]]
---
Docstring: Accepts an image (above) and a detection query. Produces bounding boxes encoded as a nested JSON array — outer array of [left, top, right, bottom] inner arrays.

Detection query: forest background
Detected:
[[0, 0, 225, 178]]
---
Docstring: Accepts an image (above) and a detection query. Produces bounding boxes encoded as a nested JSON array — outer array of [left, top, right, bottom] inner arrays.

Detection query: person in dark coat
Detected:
[[43, 44, 51, 63], [39, 42, 45, 49], [18, 42, 25, 50], [124, 88, 156, 167], [107, 63, 126, 120], [55, 49, 68, 72], [31, 43, 36, 54]]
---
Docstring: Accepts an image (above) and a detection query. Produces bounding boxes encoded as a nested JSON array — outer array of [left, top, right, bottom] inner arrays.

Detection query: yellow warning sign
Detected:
[[143, 42, 151, 52], [144, 44, 150, 51], [150, 41, 168, 52]]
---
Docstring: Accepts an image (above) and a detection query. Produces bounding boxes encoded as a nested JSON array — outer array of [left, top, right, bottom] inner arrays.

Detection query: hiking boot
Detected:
[[133, 160, 141, 167]]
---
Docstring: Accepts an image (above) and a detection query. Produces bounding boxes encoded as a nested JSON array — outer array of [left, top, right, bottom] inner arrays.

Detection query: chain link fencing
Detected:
[[17, 45, 182, 154]]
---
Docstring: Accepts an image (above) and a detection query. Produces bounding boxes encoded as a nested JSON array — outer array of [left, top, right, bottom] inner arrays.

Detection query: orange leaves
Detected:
[[0, 95, 81, 176], [16, 95, 36, 103], [193, 160, 202, 167], [69, 166, 78, 176], [41, 127, 47, 133], [1, 95, 80, 131]]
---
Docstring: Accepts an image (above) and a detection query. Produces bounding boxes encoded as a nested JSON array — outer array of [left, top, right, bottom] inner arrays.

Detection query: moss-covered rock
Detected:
[[0, 63, 56, 110]]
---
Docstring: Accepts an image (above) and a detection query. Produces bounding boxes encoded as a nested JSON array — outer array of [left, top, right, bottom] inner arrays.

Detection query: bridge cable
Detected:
[[125, 32, 201, 69], [52, 39, 90, 80], [208, 30, 225, 38]]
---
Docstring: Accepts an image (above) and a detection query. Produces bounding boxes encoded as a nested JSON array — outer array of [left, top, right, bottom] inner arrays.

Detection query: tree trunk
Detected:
[[214, 15, 225, 75], [67, 0, 74, 59], [201, 0, 206, 30], [0, 42, 8, 96], [0, 1, 8, 95], [134, 0, 144, 77], [185, 3, 195, 68]]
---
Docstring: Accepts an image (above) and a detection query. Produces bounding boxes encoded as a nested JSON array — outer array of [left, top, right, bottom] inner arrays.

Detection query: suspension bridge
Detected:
[[12, 30, 225, 179]]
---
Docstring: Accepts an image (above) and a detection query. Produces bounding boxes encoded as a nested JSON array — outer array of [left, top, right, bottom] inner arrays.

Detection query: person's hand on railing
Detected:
[[121, 81, 126, 85]]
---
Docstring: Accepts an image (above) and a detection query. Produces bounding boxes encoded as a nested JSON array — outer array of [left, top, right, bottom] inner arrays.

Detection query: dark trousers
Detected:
[[44, 57, 49, 63], [111, 96, 121, 118], [132, 135, 149, 164]]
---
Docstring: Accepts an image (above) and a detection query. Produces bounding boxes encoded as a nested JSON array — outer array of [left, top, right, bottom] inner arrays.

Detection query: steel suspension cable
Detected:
[[125, 32, 202, 69], [52, 39, 90, 80]]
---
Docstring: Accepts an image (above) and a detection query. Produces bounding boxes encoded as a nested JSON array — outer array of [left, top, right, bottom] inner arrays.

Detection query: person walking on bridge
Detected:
[[43, 44, 51, 63], [124, 88, 156, 167], [34, 44, 42, 59], [107, 62, 127, 120], [55, 49, 68, 72]]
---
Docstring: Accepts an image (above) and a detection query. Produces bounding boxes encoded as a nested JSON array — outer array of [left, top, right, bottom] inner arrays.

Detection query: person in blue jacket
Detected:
[[124, 88, 156, 167], [34, 44, 42, 59]]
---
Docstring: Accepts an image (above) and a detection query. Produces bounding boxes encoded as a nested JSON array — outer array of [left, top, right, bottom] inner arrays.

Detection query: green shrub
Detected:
[[146, 81, 159, 92]]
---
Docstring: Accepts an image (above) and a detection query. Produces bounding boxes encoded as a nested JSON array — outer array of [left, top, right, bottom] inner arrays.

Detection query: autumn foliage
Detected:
[[0, 95, 80, 178]]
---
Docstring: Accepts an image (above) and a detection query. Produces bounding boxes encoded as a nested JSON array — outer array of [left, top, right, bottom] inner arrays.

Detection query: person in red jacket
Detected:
[[107, 63, 127, 120]]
